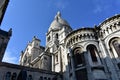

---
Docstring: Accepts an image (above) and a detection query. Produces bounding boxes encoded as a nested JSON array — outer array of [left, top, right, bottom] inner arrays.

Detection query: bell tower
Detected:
[[46, 12, 72, 72], [46, 11, 62, 53]]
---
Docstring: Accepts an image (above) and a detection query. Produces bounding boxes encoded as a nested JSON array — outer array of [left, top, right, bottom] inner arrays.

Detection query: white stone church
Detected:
[[0, 0, 120, 80]]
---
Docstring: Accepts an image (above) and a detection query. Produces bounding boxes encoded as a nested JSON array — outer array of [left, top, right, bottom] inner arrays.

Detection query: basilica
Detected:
[[0, 0, 120, 80]]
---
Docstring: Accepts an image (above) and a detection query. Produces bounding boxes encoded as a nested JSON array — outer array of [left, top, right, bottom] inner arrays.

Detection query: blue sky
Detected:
[[1, 0, 120, 64]]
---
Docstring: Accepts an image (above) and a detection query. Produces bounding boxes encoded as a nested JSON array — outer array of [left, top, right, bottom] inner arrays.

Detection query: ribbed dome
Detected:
[[48, 12, 70, 31]]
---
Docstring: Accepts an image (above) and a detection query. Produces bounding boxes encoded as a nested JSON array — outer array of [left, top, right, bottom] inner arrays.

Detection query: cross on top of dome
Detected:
[[55, 11, 61, 20]]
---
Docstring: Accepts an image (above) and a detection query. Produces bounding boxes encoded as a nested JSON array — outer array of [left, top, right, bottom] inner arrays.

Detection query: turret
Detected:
[[31, 36, 40, 48], [46, 12, 72, 72], [0, 28, 12, 62], [19, 51, 24, 65], [46, 11, 72, 51]]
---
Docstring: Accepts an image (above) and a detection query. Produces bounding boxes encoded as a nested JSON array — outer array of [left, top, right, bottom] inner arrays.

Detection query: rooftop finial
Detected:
[[55, 11, 61, 20], [33, 36, 37, 38], [8, 28, 12, 36], [57, 11, 61, 17]]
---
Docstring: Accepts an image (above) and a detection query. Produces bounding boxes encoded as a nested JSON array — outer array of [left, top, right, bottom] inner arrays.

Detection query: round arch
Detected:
[[86, 44, 99, 62], [109, 37, 120, 58], [84, 41, 99, 52], [71, 44, 84, 52], [72, 47, 85, 67], [104, 33, 120, 49]]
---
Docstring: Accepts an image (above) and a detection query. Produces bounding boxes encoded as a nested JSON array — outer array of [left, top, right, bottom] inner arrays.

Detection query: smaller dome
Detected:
[[48, 11, 70, 31]]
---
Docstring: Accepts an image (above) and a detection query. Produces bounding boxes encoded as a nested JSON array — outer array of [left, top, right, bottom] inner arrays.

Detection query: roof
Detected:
[[48, 11, 70, 32], [98, 14, 120, 27], [0, 28, 12, 37], [65, 27, 95, 39]]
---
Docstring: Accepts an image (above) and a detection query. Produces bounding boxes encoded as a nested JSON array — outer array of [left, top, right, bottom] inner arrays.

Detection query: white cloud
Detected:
[[93, 5, 102, 13], [92, 0, 111, 14], [54, 1, 69, 9], [47, 0, 69, 10], [2, 48, 19, 64]]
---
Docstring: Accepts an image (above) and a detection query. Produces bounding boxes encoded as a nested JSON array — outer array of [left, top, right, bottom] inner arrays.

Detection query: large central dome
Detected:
[[48, 11, 70, 31]]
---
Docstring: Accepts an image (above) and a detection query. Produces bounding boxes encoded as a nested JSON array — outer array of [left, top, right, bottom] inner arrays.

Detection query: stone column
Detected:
[[99, 39, 119, 80], [84, 51, 94, 80], [69, 48, 77, 80], [52, 54, 55, 71]]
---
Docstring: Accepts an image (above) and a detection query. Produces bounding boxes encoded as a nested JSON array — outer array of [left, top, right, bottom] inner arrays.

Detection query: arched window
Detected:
[[73, 47, 85, 67], [55, 54, 58, 63], [47, 36, 51, 42], [11, 72, 17, 80], [67, 53, 72, 69], [87, 45, 98, 62], [55, 33, 58, 39], [27, 75, 33, 80], [109, 38, 120, 57], [39, 76, 43, 80], [48, 77, 51, 80], [17, 70, 27, 80], [112, 40, 120, 56], [23, 55, 27, 64], [44, 77, 47, 80], [5, 72, 11, 80], [27, 55, 31, 64]]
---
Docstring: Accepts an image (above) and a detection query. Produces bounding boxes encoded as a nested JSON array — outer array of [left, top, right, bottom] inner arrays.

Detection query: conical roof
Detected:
[[48, 11, 70, 31]]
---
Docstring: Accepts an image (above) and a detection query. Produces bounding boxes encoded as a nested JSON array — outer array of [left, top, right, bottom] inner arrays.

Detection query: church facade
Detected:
[[0, 0, 120, 80], [19, 12, 120, 80]]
